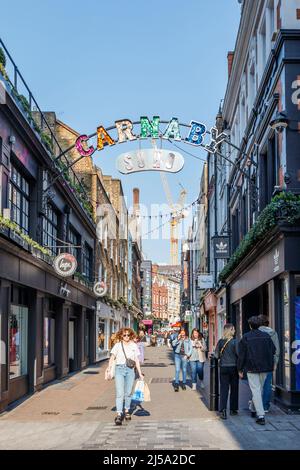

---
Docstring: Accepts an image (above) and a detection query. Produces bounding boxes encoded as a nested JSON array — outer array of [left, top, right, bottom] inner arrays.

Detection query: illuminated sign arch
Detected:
[[46, 117, 227, 192]]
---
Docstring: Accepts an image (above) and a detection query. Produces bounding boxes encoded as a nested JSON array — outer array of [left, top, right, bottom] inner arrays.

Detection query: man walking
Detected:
[[258, 314, 280, 412], [237, 316, 276, 425]]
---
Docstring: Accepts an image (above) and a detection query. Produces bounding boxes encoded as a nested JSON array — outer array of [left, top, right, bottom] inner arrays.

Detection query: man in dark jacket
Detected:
[[237, 316, 276, 425]]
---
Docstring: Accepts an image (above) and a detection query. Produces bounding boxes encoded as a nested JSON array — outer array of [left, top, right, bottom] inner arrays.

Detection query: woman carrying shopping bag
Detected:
[[214, 323, 239, 420], [189, 329, 207, 390], [106, 328, 144, 426], [172, 329, 193, 391]]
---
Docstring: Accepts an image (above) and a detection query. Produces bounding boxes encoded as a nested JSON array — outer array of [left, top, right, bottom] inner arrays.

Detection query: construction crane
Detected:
[[160, 172, 187, 266], [149, 139, 187, 265]]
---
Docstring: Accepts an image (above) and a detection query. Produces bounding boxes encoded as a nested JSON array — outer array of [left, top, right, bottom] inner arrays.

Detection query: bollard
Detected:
[[209, 354, 219, 411]]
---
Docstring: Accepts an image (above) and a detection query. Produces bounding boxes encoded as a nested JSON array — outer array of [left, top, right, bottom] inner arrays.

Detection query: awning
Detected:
[[171, 322, 182, 328]]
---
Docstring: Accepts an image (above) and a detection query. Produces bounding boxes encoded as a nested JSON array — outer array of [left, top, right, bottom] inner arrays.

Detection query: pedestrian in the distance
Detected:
[[106, 328, 144, 426], [237, 316, 276, 426], [258, 314, 280, 413], [189, 329, 207, 390], [172, 329, 193, 391], [214, 323, 239, 420]]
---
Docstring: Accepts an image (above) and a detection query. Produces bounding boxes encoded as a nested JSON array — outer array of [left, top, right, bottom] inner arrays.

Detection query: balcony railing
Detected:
[[0, 38, 93, 221]]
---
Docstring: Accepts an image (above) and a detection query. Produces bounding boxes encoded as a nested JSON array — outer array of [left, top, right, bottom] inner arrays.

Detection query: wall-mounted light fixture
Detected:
[[269, 111, 289, 134]]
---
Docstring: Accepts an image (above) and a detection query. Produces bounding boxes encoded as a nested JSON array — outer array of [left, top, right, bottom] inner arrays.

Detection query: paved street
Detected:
[[0, 345, 300, 450]]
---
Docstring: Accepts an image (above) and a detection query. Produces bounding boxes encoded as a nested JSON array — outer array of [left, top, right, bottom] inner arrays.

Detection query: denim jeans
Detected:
[[115, 364, 135, 413], [262, 371, 273, 411], [189, 360, 204, 384], [174, 354, 188, 384]]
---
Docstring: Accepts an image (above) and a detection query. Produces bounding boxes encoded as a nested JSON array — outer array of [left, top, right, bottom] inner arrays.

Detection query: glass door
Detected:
[[9, 305, 28, 379]]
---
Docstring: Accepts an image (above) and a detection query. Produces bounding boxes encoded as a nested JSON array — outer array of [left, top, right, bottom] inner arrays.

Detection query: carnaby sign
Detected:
[[73, 116, 227, 163], [53, 253, 77, 277], [212, 236, 230, 259]]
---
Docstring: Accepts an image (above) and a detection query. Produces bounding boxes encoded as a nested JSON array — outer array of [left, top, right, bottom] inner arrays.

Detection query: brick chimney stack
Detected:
[[133, 187, 140, 208], [227, 51, 235, 78]]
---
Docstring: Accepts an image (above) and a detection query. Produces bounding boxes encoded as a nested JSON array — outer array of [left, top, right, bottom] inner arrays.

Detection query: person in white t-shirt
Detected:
[[106, 328, 144, 426]]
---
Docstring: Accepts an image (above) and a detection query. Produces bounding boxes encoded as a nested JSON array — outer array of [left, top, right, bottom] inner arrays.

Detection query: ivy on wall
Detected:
[[219, 192, 300, 283]]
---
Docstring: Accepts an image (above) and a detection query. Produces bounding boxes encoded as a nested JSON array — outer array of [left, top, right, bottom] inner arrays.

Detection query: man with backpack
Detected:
[[237, 316, 276, 425]]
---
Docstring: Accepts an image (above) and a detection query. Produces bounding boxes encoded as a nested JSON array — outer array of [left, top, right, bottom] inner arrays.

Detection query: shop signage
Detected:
[[59, 282, 71, 297], [273, 249, 280, 273], [53, 253, 77, 277], [73, 116, 228, 163], [116, 149, 184, 174], [198, 274, 214, 289], [212, 236, 230, 259], [93, 281, 108, 297]]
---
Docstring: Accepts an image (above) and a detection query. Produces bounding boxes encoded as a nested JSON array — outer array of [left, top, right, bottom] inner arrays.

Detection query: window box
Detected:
[[9, 229, 29, 251]]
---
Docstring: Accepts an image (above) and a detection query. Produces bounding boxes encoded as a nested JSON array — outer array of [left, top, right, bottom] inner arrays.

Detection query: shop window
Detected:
[[68, 226, 81, 266], [43, 316, 55, 367], [9, 305, 28, 379], [82, 243, 93, 281], [42, 205, 58, 256], [97, 318, 106, 352], [9, 165, 30, 234]]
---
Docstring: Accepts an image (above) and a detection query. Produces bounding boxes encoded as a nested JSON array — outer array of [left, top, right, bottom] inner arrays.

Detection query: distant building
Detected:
[[141, 260, 152, 317]]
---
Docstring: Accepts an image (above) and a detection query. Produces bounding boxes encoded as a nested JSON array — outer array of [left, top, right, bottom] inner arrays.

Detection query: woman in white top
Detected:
[[107, 328, 143, 425]]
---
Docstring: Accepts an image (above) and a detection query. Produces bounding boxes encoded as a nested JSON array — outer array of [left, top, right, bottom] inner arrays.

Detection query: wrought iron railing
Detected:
[[0, 38, 93, 220]]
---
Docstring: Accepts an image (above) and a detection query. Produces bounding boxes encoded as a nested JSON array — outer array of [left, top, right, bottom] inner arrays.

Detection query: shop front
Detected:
[[95, 301, 120, 361], [227, 228, 300, 411], [203, 291, 217, 352], [216, 288, 227, 342], [0, 239, 97, 412]]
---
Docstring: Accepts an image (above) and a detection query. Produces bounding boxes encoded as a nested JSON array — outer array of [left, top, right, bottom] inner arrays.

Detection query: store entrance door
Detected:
[[9, 305, 29, 403]]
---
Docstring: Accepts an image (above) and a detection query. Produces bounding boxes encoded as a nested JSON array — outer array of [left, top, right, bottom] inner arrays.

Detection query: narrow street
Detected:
[[1, 345, 300, 450]]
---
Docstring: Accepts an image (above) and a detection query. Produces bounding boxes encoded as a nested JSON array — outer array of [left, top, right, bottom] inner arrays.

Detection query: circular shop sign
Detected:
[[53, 253, 77, 277], [93, 281, 108, 297]]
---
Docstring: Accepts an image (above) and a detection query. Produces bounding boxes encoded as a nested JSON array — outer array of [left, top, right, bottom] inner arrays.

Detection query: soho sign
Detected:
[[117, 149, 184, 174]]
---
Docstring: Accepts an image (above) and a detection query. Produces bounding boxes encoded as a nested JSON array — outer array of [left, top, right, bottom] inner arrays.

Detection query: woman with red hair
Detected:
[[106, 328, 144, 425]]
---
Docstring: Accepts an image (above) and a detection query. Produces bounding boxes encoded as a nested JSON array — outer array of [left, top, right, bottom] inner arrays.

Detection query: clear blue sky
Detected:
[[1, 0, 241, 263]]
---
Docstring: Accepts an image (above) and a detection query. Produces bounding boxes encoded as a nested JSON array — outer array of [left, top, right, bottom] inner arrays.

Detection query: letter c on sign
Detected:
[[75, 135, 95, 157]]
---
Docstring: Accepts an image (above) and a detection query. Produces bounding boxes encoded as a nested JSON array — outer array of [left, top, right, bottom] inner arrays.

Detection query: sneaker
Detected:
[[230, 410, 238, 416], [174, 384, 179, 392], [220, 409, 227, 420], [115, 414, 123, 426], [199, 380, 205, 389], [192, 383, 197, 391], [256, 417, 265, 426], [124, 411, 131, 421], [181, 384, 186, 390]]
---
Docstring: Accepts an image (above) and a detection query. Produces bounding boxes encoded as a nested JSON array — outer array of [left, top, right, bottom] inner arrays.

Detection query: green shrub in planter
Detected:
[[219, 192, 300, 283], [0, 48, 6, 67]]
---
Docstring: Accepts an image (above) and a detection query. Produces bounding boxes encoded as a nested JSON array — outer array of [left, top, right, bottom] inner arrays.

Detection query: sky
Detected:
[[0, 0, 241, 264]]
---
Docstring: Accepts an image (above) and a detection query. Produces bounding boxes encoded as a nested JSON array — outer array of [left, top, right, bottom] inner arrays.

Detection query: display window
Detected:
[[97, 318, 106, 352], [9, 305, 28, 379], [44, 316, 55, 367]]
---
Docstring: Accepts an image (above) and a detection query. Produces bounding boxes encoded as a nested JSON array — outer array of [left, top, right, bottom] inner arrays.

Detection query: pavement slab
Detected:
[[0, 345, 300, 450]]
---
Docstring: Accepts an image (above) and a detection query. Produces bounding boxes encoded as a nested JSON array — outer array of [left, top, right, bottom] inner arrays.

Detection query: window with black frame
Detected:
[[68, 226, 80, 266], [82, 243, 92, 281], [9, 165, 30, 234], [42, 205, 58, 256]]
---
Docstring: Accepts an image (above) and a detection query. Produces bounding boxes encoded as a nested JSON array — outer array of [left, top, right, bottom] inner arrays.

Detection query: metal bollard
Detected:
[[209, 354, 219, 411]]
